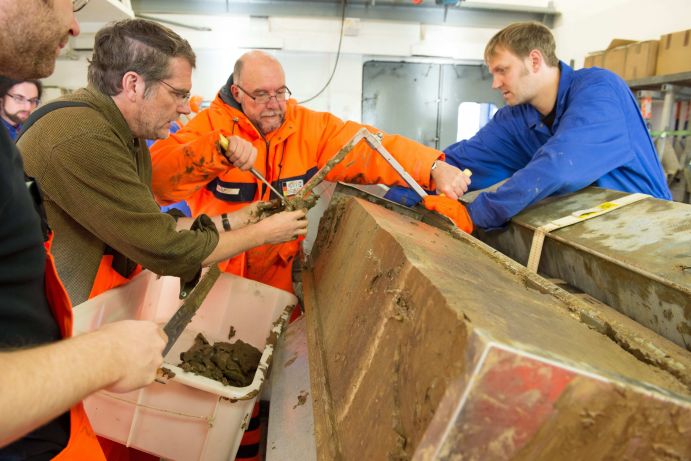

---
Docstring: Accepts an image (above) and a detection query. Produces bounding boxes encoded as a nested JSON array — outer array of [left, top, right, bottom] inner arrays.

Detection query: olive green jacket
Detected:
[[20, 87, 219, 305]]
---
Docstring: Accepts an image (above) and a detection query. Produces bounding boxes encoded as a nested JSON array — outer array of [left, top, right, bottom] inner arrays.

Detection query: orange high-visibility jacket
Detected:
[[44, 234, 106, 460], [151, 93, 444, 292]]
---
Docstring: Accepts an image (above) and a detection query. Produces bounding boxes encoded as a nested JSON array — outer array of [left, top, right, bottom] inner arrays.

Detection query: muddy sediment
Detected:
[[253, 194, 320, 220], [305, 197, 691, 460], [179, 333, 261, 387]]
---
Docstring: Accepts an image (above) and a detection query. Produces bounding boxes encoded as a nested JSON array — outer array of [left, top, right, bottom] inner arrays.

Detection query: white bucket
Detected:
[[72, 270, 296, 461]]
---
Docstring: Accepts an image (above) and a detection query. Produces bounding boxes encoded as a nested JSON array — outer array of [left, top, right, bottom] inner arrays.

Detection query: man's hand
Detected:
[[256, 209, 308, 245], [100, 320, 167, 394], [220, 135, 257, 171], [431, 160, 471, 200], [229, 201, 273, 229]]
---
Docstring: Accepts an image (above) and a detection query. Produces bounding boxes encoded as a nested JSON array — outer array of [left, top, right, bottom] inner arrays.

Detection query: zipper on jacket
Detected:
[[262, 137, 270, 199]]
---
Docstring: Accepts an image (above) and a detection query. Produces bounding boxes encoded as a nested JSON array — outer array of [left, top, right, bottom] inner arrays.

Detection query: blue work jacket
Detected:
[[1, 117, 20, 141], [445, 62, 671, 229]]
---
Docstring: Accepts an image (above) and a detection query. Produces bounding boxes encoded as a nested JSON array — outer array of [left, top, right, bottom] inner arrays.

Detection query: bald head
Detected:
[[230, 51, 289, 135], [233, 51, 285, 87]]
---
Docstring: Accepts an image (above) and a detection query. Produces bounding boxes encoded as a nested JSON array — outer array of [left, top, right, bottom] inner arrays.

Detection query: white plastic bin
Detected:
[[72, 270, 296, 461]]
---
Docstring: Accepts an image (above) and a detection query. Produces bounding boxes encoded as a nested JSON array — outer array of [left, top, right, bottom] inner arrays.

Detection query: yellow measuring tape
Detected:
[[526, 193, 649, 272]]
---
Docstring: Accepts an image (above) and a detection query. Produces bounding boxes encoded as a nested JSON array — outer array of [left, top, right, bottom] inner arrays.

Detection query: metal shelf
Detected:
[[627, 71, 691, 204], [627, 70, 691, 91]]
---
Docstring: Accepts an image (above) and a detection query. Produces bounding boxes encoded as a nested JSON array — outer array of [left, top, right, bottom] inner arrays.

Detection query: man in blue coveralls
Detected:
[[387, 22, 671, 229]]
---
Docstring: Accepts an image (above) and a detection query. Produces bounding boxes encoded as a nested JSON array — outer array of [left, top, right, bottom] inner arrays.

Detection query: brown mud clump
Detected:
[[179, 333, 261, 387], [252, 195, 319, 220]]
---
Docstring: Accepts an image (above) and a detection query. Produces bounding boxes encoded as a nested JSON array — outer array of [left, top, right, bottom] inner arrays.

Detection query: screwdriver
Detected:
[[249, 167, 287, 205], [219, 134, 287, 205]]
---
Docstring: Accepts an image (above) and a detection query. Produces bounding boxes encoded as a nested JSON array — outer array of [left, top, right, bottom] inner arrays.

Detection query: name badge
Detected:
[[282, 179, 304, 197]]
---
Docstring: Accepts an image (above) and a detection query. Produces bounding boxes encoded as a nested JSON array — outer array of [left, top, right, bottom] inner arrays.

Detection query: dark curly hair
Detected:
[[0, 76, 43, 99]]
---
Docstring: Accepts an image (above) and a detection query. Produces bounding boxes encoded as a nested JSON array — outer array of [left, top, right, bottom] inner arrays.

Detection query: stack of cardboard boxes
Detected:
[[583, 29, 691, 80]]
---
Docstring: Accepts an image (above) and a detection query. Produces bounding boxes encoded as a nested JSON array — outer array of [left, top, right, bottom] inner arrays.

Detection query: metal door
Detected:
[[362, 60, 504, 150], [439, 64, 504, 149]]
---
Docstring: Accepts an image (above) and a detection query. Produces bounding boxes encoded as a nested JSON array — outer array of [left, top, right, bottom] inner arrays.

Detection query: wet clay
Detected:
[[293, 390, 310, 409], [251, 194, 320, 220], [179, 333, 261, 387], [512, 378, 691, 461]]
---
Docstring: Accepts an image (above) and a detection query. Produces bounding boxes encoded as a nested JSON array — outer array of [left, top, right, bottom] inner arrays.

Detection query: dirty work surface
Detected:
[[305, 196, 691, 461], [179, 333, 261, 387], [474, 186, 691, 350]]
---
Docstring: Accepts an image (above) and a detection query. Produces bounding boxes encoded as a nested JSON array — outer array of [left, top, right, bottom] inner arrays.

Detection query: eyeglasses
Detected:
[[73, 0, 90, 12], [6, 93, 40, 107], [235, 84, 291, 104], [158, 80, 192, 104]]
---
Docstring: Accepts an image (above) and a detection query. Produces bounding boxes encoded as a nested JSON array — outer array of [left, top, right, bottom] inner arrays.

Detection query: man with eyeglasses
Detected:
[[19, 19, 307, 460], [151, 50, 473, 300], [0, 77, 42, 140], [20, 17, 308, 323]]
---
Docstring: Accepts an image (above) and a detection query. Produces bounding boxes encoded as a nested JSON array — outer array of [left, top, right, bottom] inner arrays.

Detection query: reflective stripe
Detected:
[[206, 167, 318, 203], [206, 179, 258, 202]]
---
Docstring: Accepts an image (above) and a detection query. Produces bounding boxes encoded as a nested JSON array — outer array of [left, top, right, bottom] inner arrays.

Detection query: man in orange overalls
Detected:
[[151, 50, 473, 296], [151, 49, 474, 461], [0, 1, 166, 458]]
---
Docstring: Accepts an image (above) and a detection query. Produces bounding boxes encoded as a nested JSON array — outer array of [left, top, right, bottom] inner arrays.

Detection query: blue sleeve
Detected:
[[444, 111, 529, 191], [469, 80, 634, 229]]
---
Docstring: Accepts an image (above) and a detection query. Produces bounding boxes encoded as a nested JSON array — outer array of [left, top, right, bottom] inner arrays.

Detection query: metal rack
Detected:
[[628, 71, 691, 203]]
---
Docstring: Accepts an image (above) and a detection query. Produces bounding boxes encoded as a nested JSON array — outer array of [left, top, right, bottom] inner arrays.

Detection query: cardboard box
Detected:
[[583, 51, 604, 68], [603, 39, 636, 78], [583, 40, 636, 74], [656, 29, 691, 75], [625, 40, 659, 80]]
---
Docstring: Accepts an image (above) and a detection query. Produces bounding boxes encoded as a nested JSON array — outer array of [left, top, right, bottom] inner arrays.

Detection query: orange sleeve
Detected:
[[316, 115, 443, 189], [150, 110, 231, 205]]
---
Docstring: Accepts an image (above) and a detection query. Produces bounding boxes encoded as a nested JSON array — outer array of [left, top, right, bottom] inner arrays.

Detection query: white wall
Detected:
[[44, 13, 496, 122], [553, 0, 691, 68], [147, 15, 497, 121], [45, 0, 691, 122]]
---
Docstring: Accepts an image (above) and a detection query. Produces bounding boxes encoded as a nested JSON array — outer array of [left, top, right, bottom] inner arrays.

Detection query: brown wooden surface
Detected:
[[304, 196, 691, 460]]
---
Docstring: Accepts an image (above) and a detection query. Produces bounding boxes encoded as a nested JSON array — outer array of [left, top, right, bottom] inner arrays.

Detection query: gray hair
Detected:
[[88, 18, 196, 96]]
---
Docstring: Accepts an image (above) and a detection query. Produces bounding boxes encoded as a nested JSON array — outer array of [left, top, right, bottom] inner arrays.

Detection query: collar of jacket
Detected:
[[69, 86, 139, 151], [527, 60, 573, 134], [553, 60, 574, 124], [1, 117, 19, 140]]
